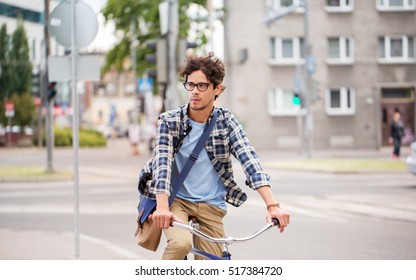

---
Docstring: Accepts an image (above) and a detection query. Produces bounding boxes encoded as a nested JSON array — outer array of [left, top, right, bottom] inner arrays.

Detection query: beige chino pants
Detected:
[[162, 197, 227, 260]]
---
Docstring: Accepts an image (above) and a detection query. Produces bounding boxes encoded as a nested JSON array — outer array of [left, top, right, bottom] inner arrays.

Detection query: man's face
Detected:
[[186, 70, 221, 112]]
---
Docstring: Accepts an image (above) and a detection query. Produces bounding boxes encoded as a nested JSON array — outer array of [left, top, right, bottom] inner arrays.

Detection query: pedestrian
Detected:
[[128, 122, 140, 155], [146, 52, 290, 260], [389, 110, 404, 160]]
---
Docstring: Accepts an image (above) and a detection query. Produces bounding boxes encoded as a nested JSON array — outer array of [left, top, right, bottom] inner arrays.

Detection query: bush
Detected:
[[34, 127, 107, 147]]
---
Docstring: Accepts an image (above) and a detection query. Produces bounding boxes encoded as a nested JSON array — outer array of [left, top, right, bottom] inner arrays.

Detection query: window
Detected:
[[327, 37, 354, 64], [378, 35, 416, 63], [325, 0, 354, 12], [270, 37, 304, 65], [325, 87, 355, 115], [268, 88, 305, 116], [377, 0, 415, 11], [0, 3, 43, 24]]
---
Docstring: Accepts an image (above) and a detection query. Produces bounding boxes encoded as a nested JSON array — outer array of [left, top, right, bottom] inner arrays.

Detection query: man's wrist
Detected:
[[267, 203, 280, 211]]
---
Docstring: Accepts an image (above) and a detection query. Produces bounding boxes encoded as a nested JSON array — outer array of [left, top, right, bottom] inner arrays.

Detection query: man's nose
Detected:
[[191, 88, 200, 95]]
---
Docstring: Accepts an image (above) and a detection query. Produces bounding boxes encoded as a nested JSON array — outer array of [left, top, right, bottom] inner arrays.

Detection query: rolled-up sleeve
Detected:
[[228, 113, 271, 190], [150, 116, 175, 197]]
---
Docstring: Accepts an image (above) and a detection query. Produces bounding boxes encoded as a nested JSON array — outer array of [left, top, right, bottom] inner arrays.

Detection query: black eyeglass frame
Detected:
[[183, 82, 212, 92]]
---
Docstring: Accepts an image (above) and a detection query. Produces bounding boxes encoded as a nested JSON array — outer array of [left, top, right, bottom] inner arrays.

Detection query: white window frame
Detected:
[[268, 88, 306, 116], [326, 36, 354, 65], [325, 87, 356, 116], [378, 35, 416, 64], [269, 37, 305, 65], [377, 0, 415, 11], [325, 0, 354, 12]]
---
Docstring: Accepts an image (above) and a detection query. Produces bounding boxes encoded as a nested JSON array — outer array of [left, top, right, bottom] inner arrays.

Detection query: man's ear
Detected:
[[215, 84, 223, 93]]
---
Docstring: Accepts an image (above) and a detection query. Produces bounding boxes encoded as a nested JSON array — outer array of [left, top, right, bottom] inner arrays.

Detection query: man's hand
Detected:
[[267, 206, 290, 233], [150, 208, 175, 229]]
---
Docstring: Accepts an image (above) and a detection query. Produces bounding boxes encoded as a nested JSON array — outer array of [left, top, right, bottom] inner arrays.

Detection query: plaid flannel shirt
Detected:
[[141, 104, 271, 207]]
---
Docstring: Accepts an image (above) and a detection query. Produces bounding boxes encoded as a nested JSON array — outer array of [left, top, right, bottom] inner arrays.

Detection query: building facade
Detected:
[[223, 0, 416, 150]]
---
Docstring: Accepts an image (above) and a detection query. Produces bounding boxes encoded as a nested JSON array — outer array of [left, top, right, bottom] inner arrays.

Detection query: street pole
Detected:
[[130, 18, 139, 123], [165, 0, 179, 111], [303, 0, 313, 158], [44, 0, 55, 171], [70, 0, 80, 258]]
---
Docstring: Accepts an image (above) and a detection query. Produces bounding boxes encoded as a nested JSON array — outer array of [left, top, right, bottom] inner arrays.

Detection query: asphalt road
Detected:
[[1, 139, 416, 260]]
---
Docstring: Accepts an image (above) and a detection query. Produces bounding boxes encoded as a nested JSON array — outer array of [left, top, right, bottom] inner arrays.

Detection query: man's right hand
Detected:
[[153, 194, 184, 228], [151, 208, 174, 229]]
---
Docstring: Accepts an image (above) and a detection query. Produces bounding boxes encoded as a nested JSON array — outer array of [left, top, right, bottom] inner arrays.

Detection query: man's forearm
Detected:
[[156, 193, 169, 210]]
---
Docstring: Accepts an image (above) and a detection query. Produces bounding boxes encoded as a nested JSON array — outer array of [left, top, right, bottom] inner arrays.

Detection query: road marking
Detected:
[[242, 199, 349, 223], [73, 232, 145, 260]]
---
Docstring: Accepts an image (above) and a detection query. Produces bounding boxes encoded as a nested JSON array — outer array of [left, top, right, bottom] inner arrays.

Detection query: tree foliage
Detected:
[[0, 24, 11, 100], [0, 21, 35, 130], [101, 0, 207, 76], [8, 19, 32, 95]]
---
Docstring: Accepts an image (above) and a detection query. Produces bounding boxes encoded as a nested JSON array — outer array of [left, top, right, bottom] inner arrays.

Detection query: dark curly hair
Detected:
[[179, 52, 226, 99]]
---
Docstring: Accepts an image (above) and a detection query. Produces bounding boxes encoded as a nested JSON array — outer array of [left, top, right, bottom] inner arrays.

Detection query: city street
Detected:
[[1, 139, 416, 260]]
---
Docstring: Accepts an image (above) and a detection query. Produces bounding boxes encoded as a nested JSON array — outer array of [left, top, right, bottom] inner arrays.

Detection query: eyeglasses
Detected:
[[183, 82, 211, 92]]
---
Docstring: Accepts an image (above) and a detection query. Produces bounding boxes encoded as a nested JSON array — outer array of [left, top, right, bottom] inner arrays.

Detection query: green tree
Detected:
[[8, 19, 32, 95], [0, 21, 35, 133], [0, 24, 11, 100], [101, 0, 207, 76]]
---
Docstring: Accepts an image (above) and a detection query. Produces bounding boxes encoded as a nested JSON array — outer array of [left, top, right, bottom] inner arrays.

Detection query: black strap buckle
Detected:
[[189, 153, 198, 161]]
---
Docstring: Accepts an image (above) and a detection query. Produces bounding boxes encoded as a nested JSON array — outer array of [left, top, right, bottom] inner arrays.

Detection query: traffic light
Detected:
[[31, 72, 41, 97], [292, 93, 302, 106], [146, 38, 167, 84], [47, 82, 57, 102]]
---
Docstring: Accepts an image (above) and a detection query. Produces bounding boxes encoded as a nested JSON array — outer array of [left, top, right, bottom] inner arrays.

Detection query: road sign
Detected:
[[5, 102, 14, 118], [138, 77, 153, 93], [49, 1, 98, 48], [48, 55, 100, 82]]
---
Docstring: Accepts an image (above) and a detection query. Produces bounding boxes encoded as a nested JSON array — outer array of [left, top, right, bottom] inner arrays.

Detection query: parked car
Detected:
[[407, 142, 416, 175]]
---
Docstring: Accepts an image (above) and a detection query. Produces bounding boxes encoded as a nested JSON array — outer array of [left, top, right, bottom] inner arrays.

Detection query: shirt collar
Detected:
[[181, 103, 216, 128]]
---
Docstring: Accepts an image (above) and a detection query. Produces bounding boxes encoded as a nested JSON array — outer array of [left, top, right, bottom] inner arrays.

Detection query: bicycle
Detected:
[[171, 218, 279, 260]]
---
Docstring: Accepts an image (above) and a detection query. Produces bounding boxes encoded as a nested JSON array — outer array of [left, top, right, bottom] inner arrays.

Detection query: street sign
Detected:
[[48, 55, 100, 82], [138, 77, 153, 93], [49, 1, 98, 48], [5, 102, 14, 118]]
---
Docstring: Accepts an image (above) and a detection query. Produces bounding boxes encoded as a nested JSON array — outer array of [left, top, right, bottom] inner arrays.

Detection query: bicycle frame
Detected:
[[171, 219, 279, 260]]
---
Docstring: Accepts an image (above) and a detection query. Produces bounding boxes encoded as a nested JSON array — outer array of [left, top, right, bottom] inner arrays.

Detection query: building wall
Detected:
[[224, 0, 416, 150]]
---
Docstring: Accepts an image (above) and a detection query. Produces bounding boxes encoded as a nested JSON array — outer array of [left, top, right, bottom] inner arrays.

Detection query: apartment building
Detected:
[[223, 0, 416, 150]]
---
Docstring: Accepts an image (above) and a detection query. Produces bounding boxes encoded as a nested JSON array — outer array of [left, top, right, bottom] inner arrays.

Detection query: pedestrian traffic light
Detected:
[[292, 93, 302, 106], [47, 82, 57, 102], [146, 38, 167, 84], [31, 72, 41, 97]]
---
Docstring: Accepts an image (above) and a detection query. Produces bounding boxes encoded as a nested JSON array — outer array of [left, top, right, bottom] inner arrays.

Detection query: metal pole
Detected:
[[130, 18, 139, 123], [7, 117, 11, 147], [70, 0, 80, 258], [44, 0, 54, 171], [303, 0, 313, 158], [165, 0, 179, 111]]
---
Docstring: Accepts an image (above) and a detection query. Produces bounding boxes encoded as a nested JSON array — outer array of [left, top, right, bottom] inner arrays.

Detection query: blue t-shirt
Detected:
[[174, 119, 227, 211]]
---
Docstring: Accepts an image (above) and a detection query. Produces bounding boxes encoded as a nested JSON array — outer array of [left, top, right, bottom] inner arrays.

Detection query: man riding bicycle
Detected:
[[148, 53, 290, 260]]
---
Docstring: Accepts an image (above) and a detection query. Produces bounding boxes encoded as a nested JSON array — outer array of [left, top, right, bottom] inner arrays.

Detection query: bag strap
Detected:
[[169, 109, 218, 202]]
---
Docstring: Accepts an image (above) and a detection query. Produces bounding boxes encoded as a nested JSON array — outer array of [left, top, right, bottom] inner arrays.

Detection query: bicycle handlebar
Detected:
[[171, 218, 279, 245]]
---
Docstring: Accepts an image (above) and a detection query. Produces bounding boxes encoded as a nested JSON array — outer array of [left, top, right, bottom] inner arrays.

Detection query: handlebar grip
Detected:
[[272, 218, 280, 226]]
